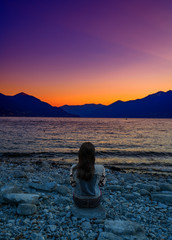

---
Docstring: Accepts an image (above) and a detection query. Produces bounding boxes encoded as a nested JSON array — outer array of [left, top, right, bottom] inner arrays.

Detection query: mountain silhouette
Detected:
[[0, 92, 78, 117], [60, 104, 105, 117], [0, 90, 171, 118], [60, 90, 172, 118], [89, 90, 172, 118]]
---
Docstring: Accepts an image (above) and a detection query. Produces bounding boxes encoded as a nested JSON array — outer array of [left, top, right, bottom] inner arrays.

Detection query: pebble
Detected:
[[0, 161, 171, 240]]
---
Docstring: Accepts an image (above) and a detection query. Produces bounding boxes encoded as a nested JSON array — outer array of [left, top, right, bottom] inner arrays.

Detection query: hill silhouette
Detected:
[[0, 90, 172, 118], [60, 104, 105, 117], [61, 90, 172, 118], [0, 92, 78, 117], [89, 90, 172, 118]]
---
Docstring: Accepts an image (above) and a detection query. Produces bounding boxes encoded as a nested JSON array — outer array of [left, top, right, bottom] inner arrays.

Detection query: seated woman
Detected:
[[70, 142, 106, 208]]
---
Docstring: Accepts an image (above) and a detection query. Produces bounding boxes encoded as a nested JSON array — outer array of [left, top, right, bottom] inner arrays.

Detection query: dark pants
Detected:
[[73, 193, 102, 208]]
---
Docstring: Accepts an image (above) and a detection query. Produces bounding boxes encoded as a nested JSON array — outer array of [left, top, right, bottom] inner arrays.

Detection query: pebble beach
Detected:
[[0, 159, 172, 240]]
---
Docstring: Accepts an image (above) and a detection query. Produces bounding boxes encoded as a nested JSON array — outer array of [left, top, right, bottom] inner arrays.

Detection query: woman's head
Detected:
[[77, 142, 95, 181]]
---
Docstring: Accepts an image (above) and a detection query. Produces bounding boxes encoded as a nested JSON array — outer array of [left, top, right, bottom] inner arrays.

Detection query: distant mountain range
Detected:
[[0, 92, 77, 117], [61, 104, 105, 117], [0, 90, 172, 118], [60, 90, 172, 118]]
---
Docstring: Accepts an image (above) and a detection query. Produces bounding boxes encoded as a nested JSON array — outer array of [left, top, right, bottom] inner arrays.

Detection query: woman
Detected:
[[70, 142, 106, 208]]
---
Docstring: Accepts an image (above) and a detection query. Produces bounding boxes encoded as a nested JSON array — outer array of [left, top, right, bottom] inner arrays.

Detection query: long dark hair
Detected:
[[77, 142, 95, 181]]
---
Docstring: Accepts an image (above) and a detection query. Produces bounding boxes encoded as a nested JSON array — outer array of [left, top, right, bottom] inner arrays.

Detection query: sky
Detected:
[[0, 0, 172, 106]]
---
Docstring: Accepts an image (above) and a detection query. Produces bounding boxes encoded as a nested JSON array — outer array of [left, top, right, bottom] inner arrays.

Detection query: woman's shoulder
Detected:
[[71, 164, 77, 168]]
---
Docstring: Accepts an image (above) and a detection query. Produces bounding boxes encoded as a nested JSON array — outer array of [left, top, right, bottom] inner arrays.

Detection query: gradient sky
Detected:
[[0, 0, 172, 106]]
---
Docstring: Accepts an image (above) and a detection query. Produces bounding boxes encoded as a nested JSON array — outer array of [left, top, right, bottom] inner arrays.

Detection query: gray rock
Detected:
[[49, 224, 57, 232], [151, 193, 172, 204], [31, 233, 45, 240], [81, 221, 92, 230], [98, 232, 122, 240], [0, 184, 22, 194], [14, 170, 27, 178], [52, 173, 63, 184], [159, 183, 172, 191], [124, 193, 140, 200], [139, 189, 150, 196], [71, 231, 79, 240], [3, 193, 40, 204], [105, 185, 123, 191], [104, 220, 146, 239], [71, 205, 106, 219], [17, 203, 37, 215], [134, 183, 159, 192], [56, 185, 71, 195], [23, 165, 35, 173], [29, 181, 57, 192]]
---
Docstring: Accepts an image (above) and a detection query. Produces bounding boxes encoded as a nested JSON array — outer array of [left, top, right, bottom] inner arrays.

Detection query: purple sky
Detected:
[[1, 0, 172, 106]]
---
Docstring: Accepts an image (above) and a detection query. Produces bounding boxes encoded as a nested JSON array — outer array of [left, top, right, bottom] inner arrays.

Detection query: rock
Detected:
[[159, 183, 172, 191], [134, 183, 159, 192], [49, 224, 57, 232], [123, 173, 135, 182], [124, 193, 140, 200], [3, 193, 40, 204], [98, 232, 122, 240], [52, 173, 63, 184], [23, 165, 35, 173], [31, 233, 45, 240], [17, 203, 37, 215], [151, 193, 172, 204], [56, 185, 71, 195], [29, 182, 57, 192], [71, 205, 106, 219], [71, 231, 79, 240], [104, 220, 146, 239], [139, 189, 150, 196], [81, 221, 92, 230], [58, 195, 71, 204], [14, 170, 27, 178], [105, 185, 123, 191], [0, 184, 22, 195]]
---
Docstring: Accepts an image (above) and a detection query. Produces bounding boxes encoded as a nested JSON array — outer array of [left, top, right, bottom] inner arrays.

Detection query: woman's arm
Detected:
[[70, 166, 76, 187], [98, 167, 106, 187]]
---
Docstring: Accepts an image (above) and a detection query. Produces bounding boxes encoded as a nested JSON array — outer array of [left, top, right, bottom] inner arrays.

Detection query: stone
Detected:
[[14, 170, 27, 178], [124, 193, 140, 200], [29, 181, 57, 192], [159, 183, 172, 191], [134, 183, 159, 192], [105, 185, 123, 191], [98, 232, 122, 240], [52, 173, 63, 184], [139, 189, 150, 196], [56, 185, 71, 195], [71, 205, 106, 219], [3, 193, 40, 204], [104, 220, 146, 239], [23, 165, 35, 173], [81, 221, 92, 230], [17, 204, 37, 215], [31, 233, 45, 240], [0, 185, 22, 195], [151, 193, 172, 204], [49, 224, 57, 232]]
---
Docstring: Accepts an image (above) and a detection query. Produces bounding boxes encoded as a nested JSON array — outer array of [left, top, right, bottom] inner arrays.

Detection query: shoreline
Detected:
[[0, 160, 172, 239], [1, 157, 172, 177]]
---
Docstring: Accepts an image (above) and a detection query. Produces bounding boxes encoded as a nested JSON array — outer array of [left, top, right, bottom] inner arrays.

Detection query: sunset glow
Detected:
[[1, 0, 172, 106]]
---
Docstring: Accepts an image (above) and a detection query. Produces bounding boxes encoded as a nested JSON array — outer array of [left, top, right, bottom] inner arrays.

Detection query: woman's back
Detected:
[[70, 164, 105, 199]]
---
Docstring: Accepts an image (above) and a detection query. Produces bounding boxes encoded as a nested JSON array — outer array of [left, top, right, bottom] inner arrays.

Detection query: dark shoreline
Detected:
[[1, 157, 171, 177]]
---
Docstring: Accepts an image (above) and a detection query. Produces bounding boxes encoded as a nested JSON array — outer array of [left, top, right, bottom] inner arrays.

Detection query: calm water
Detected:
[[0, 117, 172, 173]]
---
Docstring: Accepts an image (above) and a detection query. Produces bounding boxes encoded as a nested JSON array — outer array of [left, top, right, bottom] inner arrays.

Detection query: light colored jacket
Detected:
[[70, 164, 106, 199]]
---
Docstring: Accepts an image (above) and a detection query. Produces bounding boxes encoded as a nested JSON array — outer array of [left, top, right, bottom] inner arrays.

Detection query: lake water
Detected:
[[0, 117, 172, 174]]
